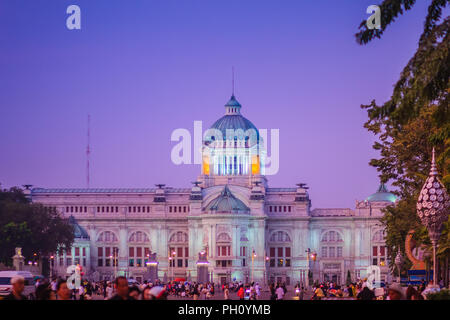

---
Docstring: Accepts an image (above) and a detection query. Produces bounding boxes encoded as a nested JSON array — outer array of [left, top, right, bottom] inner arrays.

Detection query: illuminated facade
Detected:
[[28, 95, 396, 285]]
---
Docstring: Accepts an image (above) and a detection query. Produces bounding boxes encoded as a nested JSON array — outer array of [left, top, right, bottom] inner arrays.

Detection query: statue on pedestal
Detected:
[[12, 247, 25, 271]]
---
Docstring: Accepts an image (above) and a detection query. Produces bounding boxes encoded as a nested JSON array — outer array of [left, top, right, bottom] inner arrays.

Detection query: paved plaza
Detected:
[[88, 287, 318, 301]]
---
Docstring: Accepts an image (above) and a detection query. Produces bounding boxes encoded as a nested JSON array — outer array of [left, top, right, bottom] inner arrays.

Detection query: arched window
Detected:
[[372, 230, 385, 242], [97, 231, 118, 243], [96, 231, 119, 268], [268, 231, 291, 268], [168, 231, 189, 269], [321, 230, 343, 259], [169, 231, 188, 243], [321, 230, 343, 242], [216, 233, 232, 258], [129, 231, 150, 243], [269, 231, 291, 242], [217, 233, 232, 242], [127, 231, 150, 268]]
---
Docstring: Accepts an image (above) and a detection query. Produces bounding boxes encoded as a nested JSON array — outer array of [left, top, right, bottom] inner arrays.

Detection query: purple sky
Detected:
[[0, 0, 431, 208]]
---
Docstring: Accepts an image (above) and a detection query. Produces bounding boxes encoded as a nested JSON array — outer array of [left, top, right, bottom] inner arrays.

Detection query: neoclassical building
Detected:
[[28, 95, 396, 285]]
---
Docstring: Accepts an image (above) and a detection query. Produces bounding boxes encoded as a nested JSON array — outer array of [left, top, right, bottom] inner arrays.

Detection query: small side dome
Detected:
[[204, 185, 250, 214], [366, 183, 397, 203], [68, 215, 90, 239]]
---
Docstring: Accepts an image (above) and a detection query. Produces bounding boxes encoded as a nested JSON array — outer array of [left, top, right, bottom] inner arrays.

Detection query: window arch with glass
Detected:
[[96, 231, 119, 268], [169, 231, 189, 268], [320, 230, 344, 259], [268, 231, 292, 268], [128, 231, 151, 267], [216, 232, 232, 268]]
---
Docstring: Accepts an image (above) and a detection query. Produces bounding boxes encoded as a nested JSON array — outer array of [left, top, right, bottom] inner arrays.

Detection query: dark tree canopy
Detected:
[[357, 0, 449, 128], [0, 187, 74, 266], [356, 0, 450, 273]]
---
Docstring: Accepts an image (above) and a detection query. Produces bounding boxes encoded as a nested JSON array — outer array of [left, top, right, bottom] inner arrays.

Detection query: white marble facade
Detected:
[[28, 96, 396, 285]]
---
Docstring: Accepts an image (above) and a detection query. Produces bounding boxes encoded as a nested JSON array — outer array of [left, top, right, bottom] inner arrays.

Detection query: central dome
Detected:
[[209, 95, 259, 141], [201, 95, 263, 177], [211, 115, 259, 138]]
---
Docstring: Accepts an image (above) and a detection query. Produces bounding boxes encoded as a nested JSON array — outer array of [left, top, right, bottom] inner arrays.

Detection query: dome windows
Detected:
[[202, 95, 263, 177]]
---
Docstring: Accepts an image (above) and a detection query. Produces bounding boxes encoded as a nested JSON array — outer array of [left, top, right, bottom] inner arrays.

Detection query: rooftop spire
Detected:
[[430, 147, 438, 176], [224, 68, 242, 115], [377, 183, 388, 193], [232, 66, 235, 96]]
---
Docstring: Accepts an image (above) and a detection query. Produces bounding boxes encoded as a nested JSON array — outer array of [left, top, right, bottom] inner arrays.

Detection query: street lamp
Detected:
[[114, 249, 118, 279], [305, 248, 317, 288], [416, 148, 450, 286], [50, 255, 54, 279], [109, 255, 113, 280], [305, 248, 310, 288], [394, 248, 403, 283], [168, 249, 176, 282], [251, 249, 256, 283], [172, 251, 176, 281], [168, 256, 172, 282], [264, 255, 269, 286]]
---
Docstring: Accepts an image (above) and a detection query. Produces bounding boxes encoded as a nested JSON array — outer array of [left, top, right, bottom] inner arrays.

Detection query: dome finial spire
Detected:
[[430, 147, 438, 176], [231, 66, 235, 97]]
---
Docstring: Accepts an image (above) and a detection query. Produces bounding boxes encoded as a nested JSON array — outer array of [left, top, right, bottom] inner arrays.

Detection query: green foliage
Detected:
[[356, 0, 448, 45], [356, 1, 450, 270], [426, 289, 450, 300], [357, 0, 449, 135], [0, 187, 74, 266], [364, 106, 447, 197], [1, 221, 32, 249]]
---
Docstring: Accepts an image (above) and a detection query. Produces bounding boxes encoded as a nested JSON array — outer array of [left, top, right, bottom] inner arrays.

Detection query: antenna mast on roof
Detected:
[[232, 66, 235, 96], [86, 114, 91, 189]]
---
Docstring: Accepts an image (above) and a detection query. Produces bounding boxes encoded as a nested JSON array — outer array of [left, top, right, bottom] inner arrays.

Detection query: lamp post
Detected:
[[50, 255, 54, 279], [146, 254, 150, 280], [311, 251, 317, 283], [114, 249, 118, 279], [251, 249, 256, 284], [168, 249, 176, 282], [168, 256, 172, 282], [172, 250, 176, 281], [394, 248, 403, 283], [416, 148, 450, 287], [305, 248, 310, 288], [265, 255, 269, 287], [109, 255, 113, 280]]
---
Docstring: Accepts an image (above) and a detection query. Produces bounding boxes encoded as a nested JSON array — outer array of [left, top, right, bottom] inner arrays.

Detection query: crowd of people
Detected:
[[0, 274, 444, 301], [152, 281, 264, 300], [308, 279, 443, 300], [1, 275, 169, 300], [1, 274, 282, 301], [3, 276, 75, 300]]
